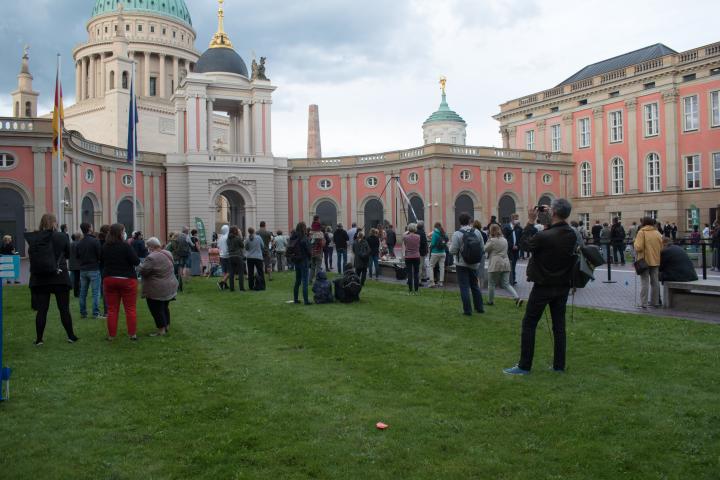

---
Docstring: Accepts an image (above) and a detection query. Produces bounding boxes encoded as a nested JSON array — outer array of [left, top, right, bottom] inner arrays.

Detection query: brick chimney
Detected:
[[307, 104, 322, 159]]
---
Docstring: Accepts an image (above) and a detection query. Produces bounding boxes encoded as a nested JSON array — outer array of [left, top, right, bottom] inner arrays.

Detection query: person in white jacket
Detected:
[[484, 224, 522, 307], [216, 225, 231, 290]]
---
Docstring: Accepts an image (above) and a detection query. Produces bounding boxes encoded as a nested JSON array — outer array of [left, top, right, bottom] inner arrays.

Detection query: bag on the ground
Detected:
[[394, 264, 407, 280], [343, 273, 362, 298], [28, 231, 61, 275], [572, 244, 605, 288], [460, 228, 483, 264]]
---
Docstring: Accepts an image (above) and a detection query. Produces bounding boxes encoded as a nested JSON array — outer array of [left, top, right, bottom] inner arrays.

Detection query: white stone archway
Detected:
[[209, 181, 257, 236]]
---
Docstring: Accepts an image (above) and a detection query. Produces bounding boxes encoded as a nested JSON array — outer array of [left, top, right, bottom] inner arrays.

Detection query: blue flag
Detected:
[[127, 70, 138, 164]]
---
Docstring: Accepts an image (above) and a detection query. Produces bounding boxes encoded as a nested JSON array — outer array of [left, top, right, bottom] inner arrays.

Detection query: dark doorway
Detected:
[[82, 196, 95, 228], [215, 190, 246, 234], [0, 188, 25, 256], [117, 198, 134, 233], [538, 195, 553, 207], [315, 200, 337, 229], [498, 195, 516, 224], [409, 196, 424, 223], [364, 198, 384, 232], [454, 194, 474, 230]]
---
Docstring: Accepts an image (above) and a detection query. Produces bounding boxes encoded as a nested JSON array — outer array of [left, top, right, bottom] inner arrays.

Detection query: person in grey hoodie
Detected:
[[449, 213, 485, 316], [245, 227, 266, 290]]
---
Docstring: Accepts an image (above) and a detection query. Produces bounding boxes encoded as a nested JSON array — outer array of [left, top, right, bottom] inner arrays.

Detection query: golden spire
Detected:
[[209, 0, 233, 49], [439, 76, 447, 95]]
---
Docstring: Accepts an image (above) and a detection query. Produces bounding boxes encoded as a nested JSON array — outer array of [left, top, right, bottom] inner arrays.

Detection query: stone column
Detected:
[[349, 173, 357, 225], [159, 54, 167, 98], [500, 127, 510, 149], [562, 114, 573, 153], [253, 101, 263, 155], [662, 88, 680, 191], [228, 113, 236, 153], [536, 120, 546, 151], [152, 173, 161, 238], [301, 176, 310, 222], [32, 147, 47, 226], [340, 173, 349, 227], [144, 52, 151, 97], [90, 56, 97, 99], [101, 166, 110, 224], [81, 56, 88, 100], [593, 107, 605, 196], [108, 168, 117, 223], [75, 61, 82, 101], [529, 168, 537, 206], [264, 101, 272, 156], [206, 97, 214, 153], [143, 172, 151, 234], [172, 56, 179, 93], [99, 54, 106, 97], [625, 99, 639, 193], [507, 126, 517, 149], [242, 102, 251, 155]]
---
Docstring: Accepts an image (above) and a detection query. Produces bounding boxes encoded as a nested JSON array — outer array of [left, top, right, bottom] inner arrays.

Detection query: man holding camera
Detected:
[[504, 198, 577, 375]]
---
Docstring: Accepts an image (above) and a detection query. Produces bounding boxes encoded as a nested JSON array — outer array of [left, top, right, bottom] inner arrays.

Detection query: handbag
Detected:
[[633, 258, 649, 275]]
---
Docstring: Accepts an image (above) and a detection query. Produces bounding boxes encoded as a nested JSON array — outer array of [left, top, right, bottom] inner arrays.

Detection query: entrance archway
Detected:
[[81, 196, 95, 227], [117, 198, 134, 233], [315, 200, 338, 229], [363, 198, 384, 232], [409, 195, 424, 223], [0, 188, 26, 256], [498, 195, 516, 224], [454, 194, 474, 230], [215, 190, 246, 234], [538, 195, 553, 207]]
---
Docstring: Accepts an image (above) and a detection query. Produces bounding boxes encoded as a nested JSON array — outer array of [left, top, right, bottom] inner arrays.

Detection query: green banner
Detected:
[[194, 217, 207, 247]]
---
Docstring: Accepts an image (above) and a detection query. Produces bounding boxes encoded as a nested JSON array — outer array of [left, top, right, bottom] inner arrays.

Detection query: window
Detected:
[[644, 210, 658, 220], [0, 153, 16, 169], [85, 169, 95, 183], [579, 162, 592, 197], [138, 24, 143, 32], [610, 212, 622, 223], [459, 169, 471, 182], [63, 161, 68, 175], [122, 71, 128, 89], [609, 91, 620, 98], [451, 137, 457, 144], [609, 111, 623, 143], [408, 172, 419, 184], [162, 28, 166, 35], [122, 174, 134, 186], [644, 103, 659, 136], [578, 213, 590, 228], [683, 73, 696, 82], [434, 137, 442, 143], [503, 172, 514, 183], [365, 176, 378, 188], [578, 99, 587, 106], [525, 130, 535, 150], [149, 77, 157, 97], [611, 157, 624, 195], [150, 25, 155, 33], [318, 179, 332, 190], [714, 152, 720, 187], [550, 124, 561, 152], [24, 101, 31, 117], [683, 95, 699, 131], [578, 118, 590, 148], [550, 106, 559, 113], [525, 113, 533, 119], [646, 153, 661, 193], [173, 31, 176, 38], [686, 209, 698, 230], [104, 26, 108, 33], [712, 67, 720, 76], [685, 155, 701, 189], [644, 82, 655, 90], [711, 91, 720, 127], [126, 24, 130, 32], [542, 173, 552, 185]]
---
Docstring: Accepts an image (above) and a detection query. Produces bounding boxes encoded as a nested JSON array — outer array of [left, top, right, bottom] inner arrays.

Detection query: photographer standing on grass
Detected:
[[504, 199, 577, 375]]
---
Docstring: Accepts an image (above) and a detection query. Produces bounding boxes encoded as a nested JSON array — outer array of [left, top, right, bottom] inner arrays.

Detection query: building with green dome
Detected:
[[91, 0, 192, 26], [422, 85, 467, 146]]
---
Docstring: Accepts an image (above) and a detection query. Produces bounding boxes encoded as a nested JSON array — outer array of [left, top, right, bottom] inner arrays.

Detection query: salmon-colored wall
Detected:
[[356, 171, 384, 205], [603, 101, 628, 195], [635, 92, 666, 192], [309, 174, 341, 206], [678, 79, 720, 189], [495, 166, 523, 199]]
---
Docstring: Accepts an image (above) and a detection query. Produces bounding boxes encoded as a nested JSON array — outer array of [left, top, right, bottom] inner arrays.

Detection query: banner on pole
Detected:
[[0, 256, 20, 279], [194, 217, 207, 246]]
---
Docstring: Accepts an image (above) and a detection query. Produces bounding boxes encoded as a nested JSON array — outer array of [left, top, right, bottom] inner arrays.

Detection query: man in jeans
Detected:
[[273, 230, 287, 272], [333, 223, 349, 274], [76, 222, 103, 319], [449, 213, 485, 316], [504, 199, 577, 375]]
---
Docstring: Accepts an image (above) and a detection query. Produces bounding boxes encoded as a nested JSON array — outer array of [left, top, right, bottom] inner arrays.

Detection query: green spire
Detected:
[[424, 91, 465, 125]]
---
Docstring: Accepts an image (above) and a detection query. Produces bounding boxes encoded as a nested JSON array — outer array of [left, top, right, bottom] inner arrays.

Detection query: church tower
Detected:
[[11, 47, 39, 118]]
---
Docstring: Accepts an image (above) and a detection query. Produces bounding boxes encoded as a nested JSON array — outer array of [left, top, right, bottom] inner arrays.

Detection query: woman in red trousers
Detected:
[[101, 223, 140, 341]]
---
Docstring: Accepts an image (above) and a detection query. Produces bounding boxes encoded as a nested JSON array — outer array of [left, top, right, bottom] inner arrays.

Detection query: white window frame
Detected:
[[644, 210, 658, 220], [525, 129, 535, 150], [713, 152, 720, 188], [579, 162, 592, 197], [578, 213, 590, 228], [121, 174, 134, 187], [644, 102, 659, 137], [542, 173, 552, 185], [85, 168, 95, 183], [365, 176, 378, 188], [711, 91, 720, 128], [610, 212, 623, 223], [0, 153, 16, 169], [686, 209, 695, 231], [685, 154, 701, 190], [683, 95, 699, 131], [459, 169, 471, 182], [318, 179, 332, 190], [609, 110, 623, 143], [578, 118, 591, 148], [503, 172, 514, 183], [611, 157, 624, 195], [550, 124, 561, 152], [407, 172, 419, 184], [646, 153, 661, 193]]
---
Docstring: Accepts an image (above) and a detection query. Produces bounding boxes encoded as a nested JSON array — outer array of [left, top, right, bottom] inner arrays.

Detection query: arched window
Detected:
[[109, 70, 115, 90], [646, 153, 661, 193], [611, 157, 624, 195], [14, 102, 19, 117], [117, 198, 134, 233], [25, 102, 32, 117], [122, 71, 128, 89], [315, 200, 338, 228], [0, 153, 16, 169], [454, 194, 474, 230], [363, 198, 384, 232], [538, 195, 553, 207], [409, 196, 424, 223], [580, 162, 592, 197], [498, 195, 516, 224]]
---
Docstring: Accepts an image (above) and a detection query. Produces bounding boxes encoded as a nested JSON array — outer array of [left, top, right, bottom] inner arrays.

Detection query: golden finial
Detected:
[[439, 76, 447, 95], [209, 0, 233, 49]]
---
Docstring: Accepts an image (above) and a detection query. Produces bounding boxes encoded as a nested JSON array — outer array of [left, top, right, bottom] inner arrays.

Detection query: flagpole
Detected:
[[56, 54, 63, 225], [132, 62, 137, 235]]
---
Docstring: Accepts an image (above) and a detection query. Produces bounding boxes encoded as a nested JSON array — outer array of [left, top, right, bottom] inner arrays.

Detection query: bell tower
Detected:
[[11, 46, 39, 118]]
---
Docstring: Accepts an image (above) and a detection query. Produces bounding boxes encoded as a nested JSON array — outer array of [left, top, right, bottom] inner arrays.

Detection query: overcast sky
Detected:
[[0, 0, 717, 157]]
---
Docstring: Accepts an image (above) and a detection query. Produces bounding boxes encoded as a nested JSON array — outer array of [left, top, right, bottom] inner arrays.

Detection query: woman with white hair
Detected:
[[403, 223, 421, 294], [139, 236, 178, 336]]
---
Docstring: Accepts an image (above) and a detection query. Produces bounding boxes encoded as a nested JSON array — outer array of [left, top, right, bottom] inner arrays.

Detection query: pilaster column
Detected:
[[186, 96, 197, 152], [593, 107, 605, 196], [480, 167, 488, 222], [75, 61, 82, 101], [143, 172, 151, 234], [444, 164, 452, 228], [32, 147, 48, 226], [108, 167, 117, 223], [172, 56, 179, 93], [489, 168, 497, 218], [81, 56, 88, 100], [301, 176, 310, 223], [99, 54, 106, 97], [264, 101, 272, 156], [152, 173, 161, 238], [625, 99, 639, 193], [253, 101, 263, 155], [206, 98, 214, 153], [73, 159, 83, 229], [144, 52, 151, 97], [562, 114, 573, 153], [507, 126, 517, 149], [529, 168, 537, 206], [522, 169, 530, 209], [176, 107, 186, 153], [101, 166, 110, 224], [423, 167, 431, 226], [340, 173, 349, 227], [242, 102, 251, 155], [159, 54, 167, 98], [662, 89, 680, 191], [228, 113, 237, 153], [535, 120, 546, 151], [349, 173, 357, 225], [500, 127, 510, 149]]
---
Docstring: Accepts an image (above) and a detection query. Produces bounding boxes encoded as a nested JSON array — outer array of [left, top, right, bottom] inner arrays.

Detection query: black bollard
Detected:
[[701, 241, 707, 280], [603, 242, 616, 284]]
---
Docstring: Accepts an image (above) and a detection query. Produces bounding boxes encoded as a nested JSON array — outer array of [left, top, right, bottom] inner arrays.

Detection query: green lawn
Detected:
[[0, 273, 718, 479]]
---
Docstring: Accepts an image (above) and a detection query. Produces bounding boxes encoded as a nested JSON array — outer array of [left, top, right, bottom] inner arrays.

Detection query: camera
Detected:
[[536, 205, 549, 213]]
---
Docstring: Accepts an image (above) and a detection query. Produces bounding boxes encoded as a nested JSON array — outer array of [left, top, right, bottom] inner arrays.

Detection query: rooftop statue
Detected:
[[251, 57, 269, 81]]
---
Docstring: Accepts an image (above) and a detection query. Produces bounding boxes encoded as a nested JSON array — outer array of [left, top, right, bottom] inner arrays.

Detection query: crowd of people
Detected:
[[5, 199, 716, 377]]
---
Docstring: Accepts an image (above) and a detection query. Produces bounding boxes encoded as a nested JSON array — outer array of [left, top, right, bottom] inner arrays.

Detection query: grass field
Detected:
[[0, 273, 718, 479]]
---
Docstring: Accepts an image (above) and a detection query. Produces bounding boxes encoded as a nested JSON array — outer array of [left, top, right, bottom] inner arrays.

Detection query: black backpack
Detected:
[[460, 228, 483, 264], [175, 233, 190, 257], [356, 241, 370, 261], [437, 233, 448, 251], [571, 245, 605, 288], [344, 273, 362, 297], [285, 236, 304, 263], [28, 231, 61, 275]]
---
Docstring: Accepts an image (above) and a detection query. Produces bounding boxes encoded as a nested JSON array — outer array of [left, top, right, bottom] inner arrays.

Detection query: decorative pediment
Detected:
[[208, 176, 257, 194]]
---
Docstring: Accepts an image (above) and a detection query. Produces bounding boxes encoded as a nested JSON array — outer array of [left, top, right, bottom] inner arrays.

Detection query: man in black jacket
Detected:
[[504, 198, 577, 375], [333, 224, 349, 274], [610, 217, 626, 265], [503, 213, 523, 285], [416, 221, 429, 282], [591, 220, 602, 245], [659, 238, 698, 282], [76, 222, 103, 319], [386, 225, 397, 258]]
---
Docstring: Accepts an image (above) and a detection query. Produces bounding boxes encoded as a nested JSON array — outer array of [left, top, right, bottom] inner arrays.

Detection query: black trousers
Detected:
[[355, 266, 367, 286], [147, 298, 171, 329], [31, 286, 75, 341], [71, 271, 81, 297], [518, 285, 570, 371], [247, 258, 265, 290], [227, 256, 245, 291], [405, 258, 420, 291], [509, 252, 518, 284], [612, 244, 625, 264]]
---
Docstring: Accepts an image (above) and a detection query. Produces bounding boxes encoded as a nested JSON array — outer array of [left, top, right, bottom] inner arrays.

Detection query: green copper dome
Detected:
[[91, 0, 192, 26], [423, 92, 466, 125]]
